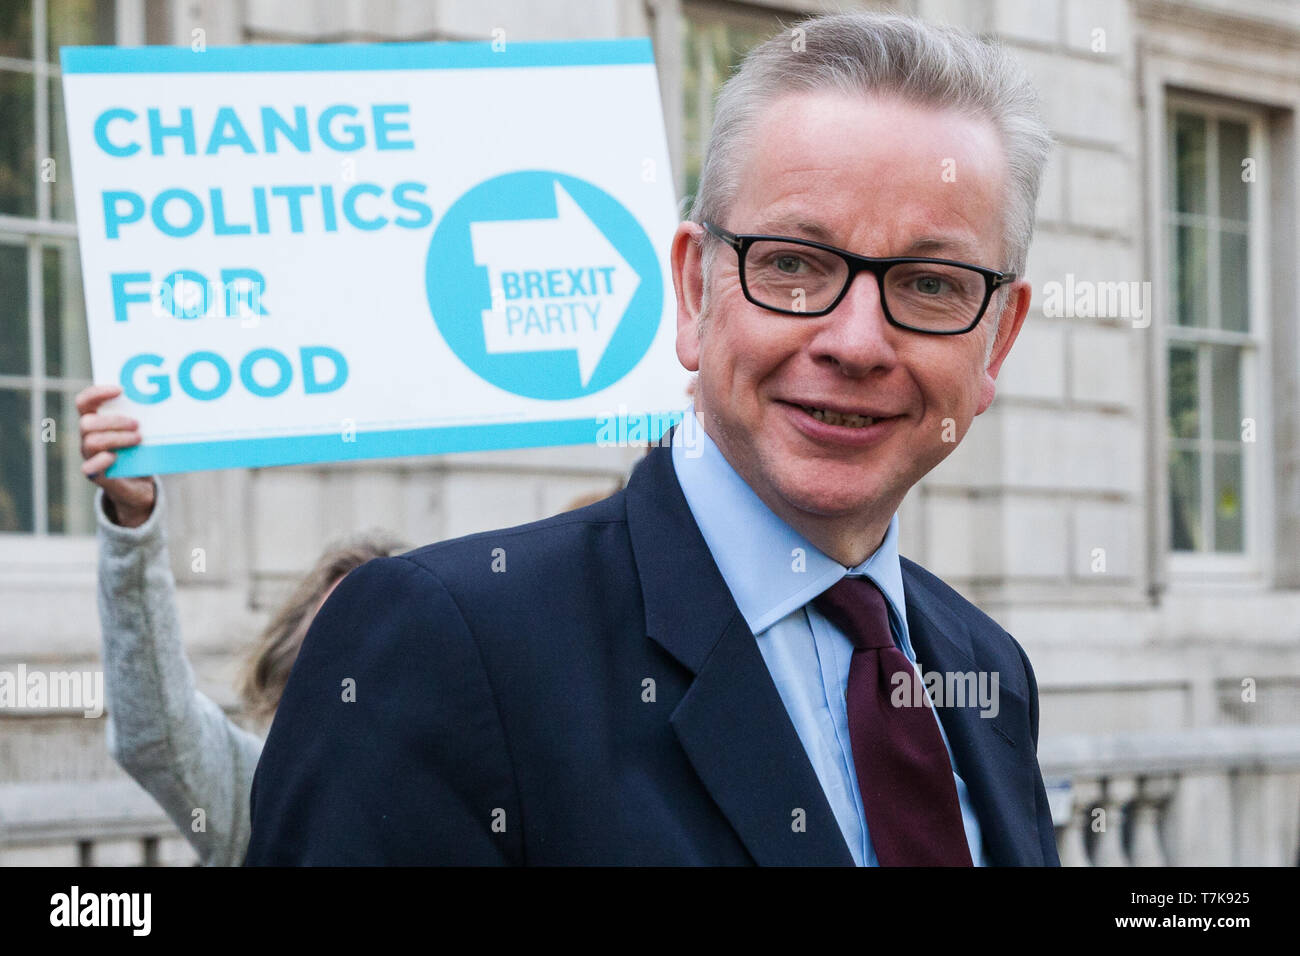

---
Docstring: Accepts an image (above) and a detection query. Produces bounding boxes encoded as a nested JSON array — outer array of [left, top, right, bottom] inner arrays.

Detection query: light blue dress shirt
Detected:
[[670, 406, 984, 865]]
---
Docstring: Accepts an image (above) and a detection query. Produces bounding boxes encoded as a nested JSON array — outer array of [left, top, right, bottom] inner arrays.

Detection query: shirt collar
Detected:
[[670, 404, 908, 638]]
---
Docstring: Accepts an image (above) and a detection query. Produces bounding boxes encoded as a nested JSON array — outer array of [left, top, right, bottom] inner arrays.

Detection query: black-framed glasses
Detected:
[[702, 221, 1017, 335]]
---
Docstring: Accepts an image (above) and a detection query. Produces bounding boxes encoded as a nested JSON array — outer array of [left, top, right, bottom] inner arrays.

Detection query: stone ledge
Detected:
[[1039, 724, 1300, 775], [0, 778, 171, 845]]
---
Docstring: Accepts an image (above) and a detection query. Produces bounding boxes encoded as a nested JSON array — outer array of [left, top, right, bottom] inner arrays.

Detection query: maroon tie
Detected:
[[813, 576, 973, 866]]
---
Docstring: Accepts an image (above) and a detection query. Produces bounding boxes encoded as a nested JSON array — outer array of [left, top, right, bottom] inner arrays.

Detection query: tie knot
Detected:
[[812, 576, 895, 651]]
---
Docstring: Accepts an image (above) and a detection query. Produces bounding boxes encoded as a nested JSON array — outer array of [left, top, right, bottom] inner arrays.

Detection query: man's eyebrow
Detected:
[[749, 218, 838, 244], [901, 235, 984, 260], [748, 219, 985, 261]]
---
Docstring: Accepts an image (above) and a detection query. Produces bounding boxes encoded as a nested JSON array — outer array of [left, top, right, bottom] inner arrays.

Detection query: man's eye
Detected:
[[774, 255, 805, 274], [913, 275, 950, 295]]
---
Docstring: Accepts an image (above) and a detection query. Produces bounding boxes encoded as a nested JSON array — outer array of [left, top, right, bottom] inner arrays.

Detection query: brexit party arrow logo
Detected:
[[426, 170, 662, 401], [471, 182, 639, 388]]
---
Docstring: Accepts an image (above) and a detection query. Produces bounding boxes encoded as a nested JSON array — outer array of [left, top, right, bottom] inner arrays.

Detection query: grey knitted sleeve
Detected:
[[94, 479, 264, 866]]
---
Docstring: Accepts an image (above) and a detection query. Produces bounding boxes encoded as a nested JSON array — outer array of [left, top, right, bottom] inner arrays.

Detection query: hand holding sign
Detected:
[[76, 384, 156, 527]]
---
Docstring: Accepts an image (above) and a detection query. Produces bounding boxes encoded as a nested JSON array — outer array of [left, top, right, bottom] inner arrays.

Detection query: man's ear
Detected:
[[976, 278, 1031, 416], [672, 221, 705, 373]]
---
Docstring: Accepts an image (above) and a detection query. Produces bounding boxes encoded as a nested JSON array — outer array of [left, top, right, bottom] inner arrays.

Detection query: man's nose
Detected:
[[810, 270, 900, 373]]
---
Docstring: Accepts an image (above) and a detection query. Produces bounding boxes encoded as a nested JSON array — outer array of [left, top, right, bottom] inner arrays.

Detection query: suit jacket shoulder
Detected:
[[898, 554, 1037, 730], [400, 486, 629, 583], [393, 488, 643, 659]]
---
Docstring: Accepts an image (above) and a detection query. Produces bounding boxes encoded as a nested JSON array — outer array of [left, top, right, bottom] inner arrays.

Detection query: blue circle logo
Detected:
[[425, 171, 662, 400]]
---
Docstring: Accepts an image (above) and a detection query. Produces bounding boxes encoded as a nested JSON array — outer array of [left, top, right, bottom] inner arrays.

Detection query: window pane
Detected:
[[46, 389, 94, 534], [44, 242, 90, 378], [680, 11, 777, 205], [0, 241, 29, 374], [1169, 449, 1202, 552], [0, 69, 36, 217], [49, 76, 76, 220], [1173, 112, 1207, 214], [1219, 229, 1249, 332], [1172, 223, 1208, 326], [1218, 120, 1250, 223], [1213, 450, 1243, 552], [0, 0, 34, 59], [680, 20, 707, 203], [0, 388, 33, 533], [1210, 344, 1242, 442], [47, 0, 116, 61], [1175, 450, 1201, 554], [1168, 345, 1199, 438]]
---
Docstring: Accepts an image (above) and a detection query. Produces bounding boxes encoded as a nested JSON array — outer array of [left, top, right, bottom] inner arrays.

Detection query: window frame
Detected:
[[1161, 92, 1272, 582], [0, 0, 136, 568], [645, 0, 820, 204]]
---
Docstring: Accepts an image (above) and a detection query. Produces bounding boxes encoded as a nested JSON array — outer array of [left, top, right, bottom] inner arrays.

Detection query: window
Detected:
[[0, 0, 114, 534], [1164, 99, 1265, 561], [679, 2, 787, 208]]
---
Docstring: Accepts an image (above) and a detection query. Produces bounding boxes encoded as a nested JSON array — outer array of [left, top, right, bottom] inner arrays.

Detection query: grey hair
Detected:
[[689, 11, 1051, 354]]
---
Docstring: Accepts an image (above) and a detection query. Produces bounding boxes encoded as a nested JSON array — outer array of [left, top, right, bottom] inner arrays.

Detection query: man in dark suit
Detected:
[[246, 10, 1059, 866]]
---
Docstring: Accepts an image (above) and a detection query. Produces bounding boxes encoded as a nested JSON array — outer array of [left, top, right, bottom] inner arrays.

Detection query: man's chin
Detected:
[[772, 474, 888, 521]]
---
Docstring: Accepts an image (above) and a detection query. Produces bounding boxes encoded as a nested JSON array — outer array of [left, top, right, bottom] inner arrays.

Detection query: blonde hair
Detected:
[[238, 530, 407, 722]]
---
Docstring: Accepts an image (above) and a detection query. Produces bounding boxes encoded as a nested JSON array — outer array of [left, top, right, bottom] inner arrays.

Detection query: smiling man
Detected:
[[246, 11, 1059, 866], [678, 87, 1021, 569]]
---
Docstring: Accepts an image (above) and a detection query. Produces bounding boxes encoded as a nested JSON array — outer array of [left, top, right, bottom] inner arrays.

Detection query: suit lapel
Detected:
[[626, 444, 853, 866], [900, 560, 1045, 866]]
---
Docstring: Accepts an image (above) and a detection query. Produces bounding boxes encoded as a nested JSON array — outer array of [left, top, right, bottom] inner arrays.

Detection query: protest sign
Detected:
[[60, 39, 688, 476]]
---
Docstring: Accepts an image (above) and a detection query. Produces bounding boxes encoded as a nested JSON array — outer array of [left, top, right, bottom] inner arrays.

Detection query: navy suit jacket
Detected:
[[245, 443, 1060, 865]]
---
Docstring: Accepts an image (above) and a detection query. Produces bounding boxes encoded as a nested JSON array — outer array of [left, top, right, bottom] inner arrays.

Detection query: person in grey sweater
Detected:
[[79, 383, 403, 865]]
